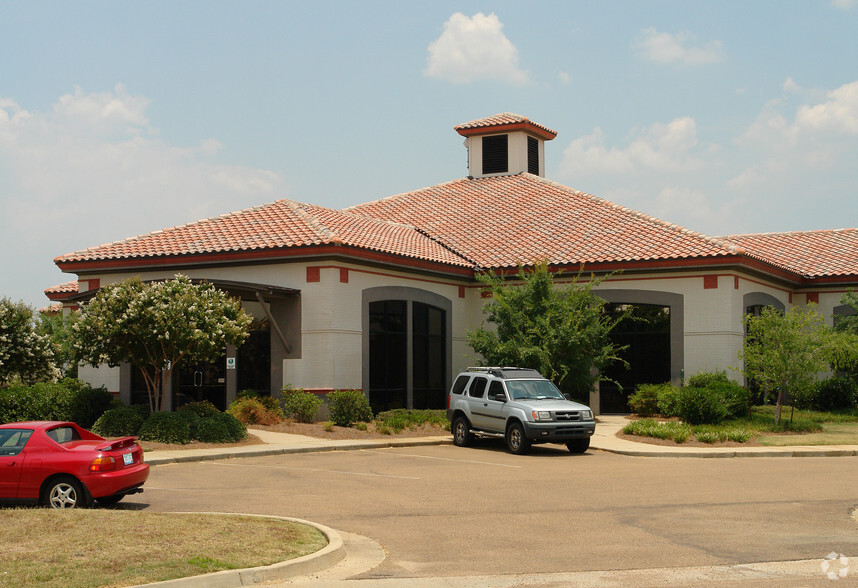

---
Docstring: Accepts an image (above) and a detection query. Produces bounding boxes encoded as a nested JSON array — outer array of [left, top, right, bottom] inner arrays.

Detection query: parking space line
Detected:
[[209, 461, 421, 480], [360, 449, 522, 468]]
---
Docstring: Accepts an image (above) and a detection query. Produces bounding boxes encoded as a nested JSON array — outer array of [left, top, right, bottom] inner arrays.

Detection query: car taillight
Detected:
[[90, 456, 116, 472]]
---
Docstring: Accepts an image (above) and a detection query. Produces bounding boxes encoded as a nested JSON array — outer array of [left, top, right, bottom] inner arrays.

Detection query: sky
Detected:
[[2, 1, 858, 309]]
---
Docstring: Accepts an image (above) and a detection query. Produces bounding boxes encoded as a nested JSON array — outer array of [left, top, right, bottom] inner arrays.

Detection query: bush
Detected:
[[0, 378, 114, 426], [281, 387, 321, 423], [227, 397, 282, 425], [375, 409, 449, 433], [139, 411, 192, 444], [628, 383, 669, 416], [676, 386, 729, 425], [812, 375, 857, 412], [687, 370, 731, 388], [327, 390, 373, 427], [91, 406, 147, 437], [623, 419, 692, 443], [214, 412, 246, 441], [194, 417, 231, 442], [656, 386, 681, 418], [177, 400, 221, 418], [238, 389, 283, 416]]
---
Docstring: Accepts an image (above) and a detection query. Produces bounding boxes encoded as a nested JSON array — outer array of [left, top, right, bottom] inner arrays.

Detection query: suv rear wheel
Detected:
[[506, 422, 531, 455], [452, 416, 473, 447]]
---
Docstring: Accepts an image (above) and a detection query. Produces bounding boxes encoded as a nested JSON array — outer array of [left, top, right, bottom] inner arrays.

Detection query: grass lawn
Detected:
[[623, 406, 858, 445], [0, 510, 327, 588], [757, 422, 858, 446]]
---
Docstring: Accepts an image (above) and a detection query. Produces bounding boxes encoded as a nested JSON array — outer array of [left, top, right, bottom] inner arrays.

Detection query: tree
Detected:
[[0, 298, 59, 385], [739, 305, 833, 424], [72, 275, 252, 412], [832, 291, 858, 378], [36, 310, 77, 379], [466, 261, 625, 401]]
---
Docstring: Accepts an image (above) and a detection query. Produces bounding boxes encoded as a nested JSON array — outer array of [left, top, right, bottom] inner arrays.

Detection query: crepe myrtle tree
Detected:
[[72, 275, 252, 413], [739, 304, 837, 425], [0, 297, 60, 385], [466, 261, 626, 402]]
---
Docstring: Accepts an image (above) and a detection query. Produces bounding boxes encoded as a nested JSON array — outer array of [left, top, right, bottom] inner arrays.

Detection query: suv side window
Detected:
[[487, 380, 505, 400], [468, 377, 488, 398], [451, 375, 470, 396]]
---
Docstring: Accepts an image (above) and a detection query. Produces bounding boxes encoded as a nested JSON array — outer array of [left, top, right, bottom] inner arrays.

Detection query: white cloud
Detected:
[[559, 117, 704, 177], [633, 28, 724, 66], [0, 86, 285, 307], [424, 12, 529, 85], [794, 80, 858, 135], [557, 71, 571, 85], [832, 0, 855, 10]]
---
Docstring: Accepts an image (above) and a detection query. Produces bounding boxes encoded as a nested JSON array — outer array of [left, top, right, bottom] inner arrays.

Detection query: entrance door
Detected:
[[601, 304, 671, 413], [174, 359, 227, 411]]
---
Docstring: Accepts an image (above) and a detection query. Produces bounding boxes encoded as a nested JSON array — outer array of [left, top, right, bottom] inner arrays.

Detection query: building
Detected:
[[49, 114, 858, 413]]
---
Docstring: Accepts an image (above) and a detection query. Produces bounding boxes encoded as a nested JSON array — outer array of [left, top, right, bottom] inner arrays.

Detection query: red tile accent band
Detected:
[[306, 267, 320, 282], [340, 268, 349, 283], [806, 292, 819, 304], [703, 275, 718, 289]]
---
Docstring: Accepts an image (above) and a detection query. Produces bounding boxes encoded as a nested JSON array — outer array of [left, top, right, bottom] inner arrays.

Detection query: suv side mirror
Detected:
[[493, 392, 507, 402], [563, 393, 571, 400]]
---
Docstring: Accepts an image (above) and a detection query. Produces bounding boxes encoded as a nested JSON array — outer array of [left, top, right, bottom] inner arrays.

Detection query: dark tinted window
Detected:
[[468, 377, 488, 398], [451, 375, 470, 395], [488, 380, 506, 400]]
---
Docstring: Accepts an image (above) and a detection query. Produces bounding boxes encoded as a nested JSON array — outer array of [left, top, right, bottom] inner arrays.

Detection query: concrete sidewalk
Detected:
[[143, 415, 858, 465]]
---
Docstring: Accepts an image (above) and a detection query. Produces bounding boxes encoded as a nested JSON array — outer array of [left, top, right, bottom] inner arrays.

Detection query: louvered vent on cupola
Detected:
[[454, 113, 557, 179]]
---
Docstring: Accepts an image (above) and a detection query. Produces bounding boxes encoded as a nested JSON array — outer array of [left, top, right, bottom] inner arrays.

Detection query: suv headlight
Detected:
[[581, 410, 593, 420], [531, 410, 552, 421]]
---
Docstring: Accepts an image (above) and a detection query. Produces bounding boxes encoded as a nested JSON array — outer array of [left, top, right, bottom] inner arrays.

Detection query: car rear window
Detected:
[[46, 426, 81, 444], [0, 429, 33, 456], [468, 377, 488, 398], [451, 374, 470, 395]]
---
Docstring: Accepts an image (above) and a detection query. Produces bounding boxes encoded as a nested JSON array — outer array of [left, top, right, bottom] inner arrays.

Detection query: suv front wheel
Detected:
[[506, 422, 531, 455], [566, 438, 590, 454], [452, 416, 473, 447]]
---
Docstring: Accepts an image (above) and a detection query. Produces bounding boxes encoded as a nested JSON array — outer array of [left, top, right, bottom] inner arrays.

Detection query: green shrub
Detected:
[[628, 383, 670, 416], [91, 406, 147, 437], [227, 397, 281, 425], [194, 417, 231, 442], [139, 411, 192, 444], [281, 387, 321, 423], [375, 409, 449, 433], [694, 429, 727, 444], [238, 389, 283, 416], [656, 386, 681, 418], [687, 370, 731, 388], [622, 419, 692, 443], [177, 400, 221, 418], [327, 390, 373, 427], [812, 375, 857, 412], [726, 429, 753, 443], [0, 378, 116, 427], [214, 412, 246, 441], [676, 386, 729, 425]]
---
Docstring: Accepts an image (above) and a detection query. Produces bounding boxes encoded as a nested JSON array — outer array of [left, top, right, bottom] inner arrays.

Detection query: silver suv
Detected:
[[446, 367, 596, 454]]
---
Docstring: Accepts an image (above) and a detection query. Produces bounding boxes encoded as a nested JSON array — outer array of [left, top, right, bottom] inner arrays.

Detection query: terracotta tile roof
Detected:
[[455, 113, 557, 140], [719, 229, 858, 278], [54, 200, 472, 267], [44, 281, 79, 295], [348, 174, 739, 269]]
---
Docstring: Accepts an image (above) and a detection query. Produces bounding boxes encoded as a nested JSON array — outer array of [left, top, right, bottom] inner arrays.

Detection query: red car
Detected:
[[0, 421, 149, 508]]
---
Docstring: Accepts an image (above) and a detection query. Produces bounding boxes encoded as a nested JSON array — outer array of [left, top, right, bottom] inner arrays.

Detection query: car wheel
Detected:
[[45, 477, 86, 509], [95, 495, 124, 506], [452, 416, 473, 447], [566, 438, 590, 454], [506, 422, 531, 455]]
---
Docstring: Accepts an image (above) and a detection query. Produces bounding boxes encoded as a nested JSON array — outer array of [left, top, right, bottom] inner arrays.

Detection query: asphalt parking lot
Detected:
[[138, 442, 858, 581]]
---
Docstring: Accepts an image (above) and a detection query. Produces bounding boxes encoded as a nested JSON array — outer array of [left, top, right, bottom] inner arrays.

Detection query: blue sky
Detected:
[[2, 1, 858, 308]]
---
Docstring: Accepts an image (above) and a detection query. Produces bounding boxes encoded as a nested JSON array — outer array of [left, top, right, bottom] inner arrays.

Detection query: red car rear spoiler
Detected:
[[96, 437, 139, 452]]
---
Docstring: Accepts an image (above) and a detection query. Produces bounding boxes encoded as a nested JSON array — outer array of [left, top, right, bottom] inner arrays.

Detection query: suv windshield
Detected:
[[506, 380, 565, 400]]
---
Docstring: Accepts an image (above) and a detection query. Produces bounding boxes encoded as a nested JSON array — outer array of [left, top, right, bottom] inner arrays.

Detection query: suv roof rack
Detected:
[[466, 367, 544, 379]]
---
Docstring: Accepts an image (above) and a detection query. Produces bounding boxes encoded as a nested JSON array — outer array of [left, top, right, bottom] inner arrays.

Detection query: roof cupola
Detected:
[[454, 113, 557, 179]]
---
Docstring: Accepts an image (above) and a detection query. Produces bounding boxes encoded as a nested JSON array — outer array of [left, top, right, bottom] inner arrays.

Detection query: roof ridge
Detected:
[[284, 201, 341, 244], [718, 227, 857, 239], [344, 177, 470, 212], [524, 174, 741, 256]]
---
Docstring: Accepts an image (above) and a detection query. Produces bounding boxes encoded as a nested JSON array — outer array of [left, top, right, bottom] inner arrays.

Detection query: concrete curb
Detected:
[[130, 513, 345, 588], [145, 437, 452, 466], [596, 446, 858, 458]]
